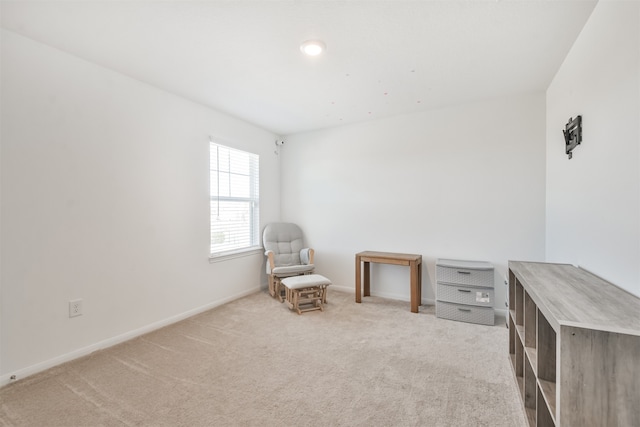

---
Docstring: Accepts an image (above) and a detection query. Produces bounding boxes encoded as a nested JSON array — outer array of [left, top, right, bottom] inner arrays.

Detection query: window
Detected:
[[209, 141, 260, 257]]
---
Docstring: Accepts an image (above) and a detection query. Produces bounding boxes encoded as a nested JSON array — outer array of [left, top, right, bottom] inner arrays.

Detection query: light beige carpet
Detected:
[[0, 289, 526, 426]]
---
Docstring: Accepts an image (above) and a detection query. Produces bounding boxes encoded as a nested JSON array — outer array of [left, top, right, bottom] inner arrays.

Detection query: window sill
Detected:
[[209, 246, 264, 263]]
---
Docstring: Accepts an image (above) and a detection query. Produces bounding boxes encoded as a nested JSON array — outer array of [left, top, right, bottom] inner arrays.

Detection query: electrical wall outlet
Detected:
[[69, 299, 83, 318]]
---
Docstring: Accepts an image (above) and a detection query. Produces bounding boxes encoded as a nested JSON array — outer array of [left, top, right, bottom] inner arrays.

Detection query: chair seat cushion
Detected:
[[272, 264, 315, 276], [281, 274, 331, 290]]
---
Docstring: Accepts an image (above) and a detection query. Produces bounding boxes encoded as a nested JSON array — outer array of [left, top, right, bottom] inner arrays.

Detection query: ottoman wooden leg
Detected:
[[276, 278, 285, 302], [321, 285, 328, 304]]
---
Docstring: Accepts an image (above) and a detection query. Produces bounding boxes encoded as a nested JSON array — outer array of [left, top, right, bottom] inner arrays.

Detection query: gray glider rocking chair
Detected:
[[263, 223, 315, 301]]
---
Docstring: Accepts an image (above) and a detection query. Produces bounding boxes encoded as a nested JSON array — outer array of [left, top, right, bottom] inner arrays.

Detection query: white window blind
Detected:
[[210, 141, 260, 256]]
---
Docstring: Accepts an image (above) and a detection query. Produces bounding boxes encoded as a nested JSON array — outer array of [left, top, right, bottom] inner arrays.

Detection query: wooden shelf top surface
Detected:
[[509, 261, 640, 335]]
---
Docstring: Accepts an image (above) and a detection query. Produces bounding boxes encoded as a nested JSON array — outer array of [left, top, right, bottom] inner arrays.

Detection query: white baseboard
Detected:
[[2, 283, 507, 387], [494, 308, 508, 317], [330, 284, 357, 294], [332, 285, 507, 314], [0, 285, 264, 388]]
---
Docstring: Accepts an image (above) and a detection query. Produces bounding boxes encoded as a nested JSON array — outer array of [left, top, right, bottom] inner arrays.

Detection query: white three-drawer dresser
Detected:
[[436, 259, 495, 325]]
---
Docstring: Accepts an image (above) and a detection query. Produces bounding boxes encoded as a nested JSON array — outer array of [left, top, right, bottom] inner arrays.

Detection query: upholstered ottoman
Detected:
[[280, 274, 331, 314]]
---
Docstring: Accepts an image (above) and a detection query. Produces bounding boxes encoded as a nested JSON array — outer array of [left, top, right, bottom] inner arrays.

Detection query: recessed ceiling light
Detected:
[[300, 40, 326, 56]]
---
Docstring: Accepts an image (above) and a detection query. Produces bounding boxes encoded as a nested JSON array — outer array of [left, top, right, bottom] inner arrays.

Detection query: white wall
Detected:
[[8, 1, 635, 385], [546, 0, 640, 297], [0, 30, 280, 382], [281, 93, 547, 309]]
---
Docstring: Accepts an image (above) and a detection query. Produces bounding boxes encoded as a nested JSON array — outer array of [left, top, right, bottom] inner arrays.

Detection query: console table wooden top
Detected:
[[355, 251, 422, 313]]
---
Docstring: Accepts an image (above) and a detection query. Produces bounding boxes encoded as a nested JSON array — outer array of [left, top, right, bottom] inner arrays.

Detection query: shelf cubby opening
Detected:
[[515, 323, 525, 343], [537, 385, 556, 426], [524, 357, 536, 412], [524, 408, 536, 427], [524, 291, 536, 348], [536, 307, 557, 423], [508, 270, 516, 312], [524, 346, 537, 376], [515, 279, 524, 326], [523, 291, 537, 376], [509, 315, 516, 357], [538, 378, 556, 424], [515, 335, 524, 399], [537, 309, 556, 383]]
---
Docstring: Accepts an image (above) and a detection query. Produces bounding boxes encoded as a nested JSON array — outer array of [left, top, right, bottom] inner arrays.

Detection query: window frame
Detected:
[[208, 140, 261, 261]]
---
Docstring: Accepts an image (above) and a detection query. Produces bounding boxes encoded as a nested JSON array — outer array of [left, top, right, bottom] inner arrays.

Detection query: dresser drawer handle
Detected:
[[458, 289, 471, 293], [458, 308, 472, 312], [457, 271, 471, 275]]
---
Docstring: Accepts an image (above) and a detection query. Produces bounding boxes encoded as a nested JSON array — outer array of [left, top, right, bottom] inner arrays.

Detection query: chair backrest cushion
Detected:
[[263, 223, 305, 266]]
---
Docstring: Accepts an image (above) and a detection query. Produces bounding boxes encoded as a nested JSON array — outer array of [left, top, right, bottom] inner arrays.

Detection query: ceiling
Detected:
[[1, 0, 597, 136]]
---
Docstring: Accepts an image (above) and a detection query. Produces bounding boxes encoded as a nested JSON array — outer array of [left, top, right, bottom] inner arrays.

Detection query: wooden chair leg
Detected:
[[268, 275, 275, 297]]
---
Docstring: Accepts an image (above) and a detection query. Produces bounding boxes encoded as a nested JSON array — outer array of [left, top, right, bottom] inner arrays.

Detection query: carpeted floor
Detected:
[[0, 289, 526, 426]]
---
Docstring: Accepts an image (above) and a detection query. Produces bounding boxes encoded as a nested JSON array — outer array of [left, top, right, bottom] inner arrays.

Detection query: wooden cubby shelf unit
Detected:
[[508, 261, 640, 427]]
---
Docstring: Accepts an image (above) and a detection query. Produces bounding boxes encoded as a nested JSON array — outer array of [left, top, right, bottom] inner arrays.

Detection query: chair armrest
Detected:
[[265, 250, 276, 272], [300, 248, 314, 265]]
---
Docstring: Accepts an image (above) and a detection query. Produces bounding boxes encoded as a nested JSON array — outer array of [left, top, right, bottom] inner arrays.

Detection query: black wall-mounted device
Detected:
[[563, 115, 582, 159]]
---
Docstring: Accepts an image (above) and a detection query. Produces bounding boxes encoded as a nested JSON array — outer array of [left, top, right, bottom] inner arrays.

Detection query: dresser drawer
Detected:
[[436, 264, 493, 288], [436, 301, 494, 326], [436, 283, 494, 307]]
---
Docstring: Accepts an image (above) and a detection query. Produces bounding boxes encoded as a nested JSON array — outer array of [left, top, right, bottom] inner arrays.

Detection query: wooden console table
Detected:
[[355, 251, 423, 313]]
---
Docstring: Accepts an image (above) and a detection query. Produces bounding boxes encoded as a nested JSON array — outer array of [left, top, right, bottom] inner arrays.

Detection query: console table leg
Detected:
[[410, 261, 419, 313], [355, 255, 361, 303], [418, 262, 422, 305], [363, 262, 370, 297]]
